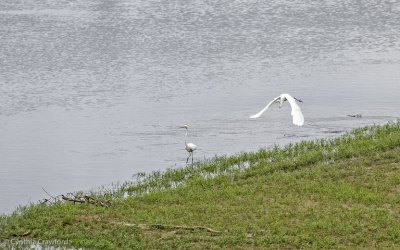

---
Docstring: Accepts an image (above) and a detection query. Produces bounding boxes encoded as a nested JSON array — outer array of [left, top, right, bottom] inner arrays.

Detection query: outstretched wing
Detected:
[[249, 95, 281, 119], [282, 94, 304, 126]]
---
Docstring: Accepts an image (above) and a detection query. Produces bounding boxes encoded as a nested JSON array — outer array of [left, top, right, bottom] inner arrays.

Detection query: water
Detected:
[[1, 0, 400, 214]]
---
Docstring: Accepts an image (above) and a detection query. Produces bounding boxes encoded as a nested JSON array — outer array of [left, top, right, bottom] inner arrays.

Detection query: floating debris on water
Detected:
[[347, 114, 362, 118]]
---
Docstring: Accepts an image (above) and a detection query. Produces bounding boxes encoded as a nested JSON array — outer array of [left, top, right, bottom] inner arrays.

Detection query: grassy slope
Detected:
[[1, 123, 400, 249]]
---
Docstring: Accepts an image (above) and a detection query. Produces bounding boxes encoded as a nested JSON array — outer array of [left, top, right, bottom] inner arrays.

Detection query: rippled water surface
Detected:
[[1, 0, 400, 213]]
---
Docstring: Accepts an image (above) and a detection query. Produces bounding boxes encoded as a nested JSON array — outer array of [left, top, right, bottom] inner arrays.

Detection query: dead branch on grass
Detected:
[[40, 188, 111, 207]]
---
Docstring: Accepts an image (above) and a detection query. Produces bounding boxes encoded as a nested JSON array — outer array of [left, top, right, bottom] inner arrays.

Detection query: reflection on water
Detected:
[[1, 0, 400, 213]]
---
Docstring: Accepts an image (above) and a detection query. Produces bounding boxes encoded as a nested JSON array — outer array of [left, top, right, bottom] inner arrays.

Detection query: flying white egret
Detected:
[[250, 93, 304, 126], [179, 124, 197, 164]]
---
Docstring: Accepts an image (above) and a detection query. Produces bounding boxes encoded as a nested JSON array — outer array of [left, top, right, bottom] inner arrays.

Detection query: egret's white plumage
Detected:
[[250, 93, 304, 126], [185, 143, 197, 152], [179, 124, 197, 164]]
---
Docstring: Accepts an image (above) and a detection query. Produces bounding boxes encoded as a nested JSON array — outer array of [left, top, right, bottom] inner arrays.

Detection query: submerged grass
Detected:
[[1, 122, 400, 249]]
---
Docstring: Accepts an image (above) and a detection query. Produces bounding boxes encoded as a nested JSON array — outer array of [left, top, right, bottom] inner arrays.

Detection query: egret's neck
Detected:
[[184, 129, 188, 145]]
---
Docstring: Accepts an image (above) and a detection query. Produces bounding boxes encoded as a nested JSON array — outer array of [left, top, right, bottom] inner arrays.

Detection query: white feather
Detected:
[[250, 93, 304, 126], [249, 96, 280, 119], [186, 143, 197, 152]]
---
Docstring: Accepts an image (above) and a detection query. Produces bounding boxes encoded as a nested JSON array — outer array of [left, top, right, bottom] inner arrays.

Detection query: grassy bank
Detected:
[[1, 122, 400, 249]]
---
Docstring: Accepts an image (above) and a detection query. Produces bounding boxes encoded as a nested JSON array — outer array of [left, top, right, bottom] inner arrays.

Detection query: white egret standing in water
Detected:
[[250, 93, 305, 126], [179, 124, 197, 164]]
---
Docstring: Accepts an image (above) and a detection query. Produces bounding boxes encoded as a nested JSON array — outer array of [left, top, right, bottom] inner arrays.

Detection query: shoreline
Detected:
[[1, 121, 400, 249]]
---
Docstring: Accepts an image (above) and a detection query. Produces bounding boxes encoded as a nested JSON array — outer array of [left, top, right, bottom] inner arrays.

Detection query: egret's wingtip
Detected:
[[292, 120, 304, 126]]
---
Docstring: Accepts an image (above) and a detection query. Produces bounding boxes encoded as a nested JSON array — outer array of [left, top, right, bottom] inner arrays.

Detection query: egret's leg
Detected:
[[186, 153, 190, 164], [192, 151, 194, 164]]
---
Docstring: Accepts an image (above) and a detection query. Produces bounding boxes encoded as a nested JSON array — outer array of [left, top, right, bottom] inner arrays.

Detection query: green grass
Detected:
[[1, 122, 400, 249]]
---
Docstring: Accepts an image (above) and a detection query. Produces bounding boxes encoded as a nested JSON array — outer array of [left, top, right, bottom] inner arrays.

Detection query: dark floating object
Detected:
[[347, 114, 362, 118], [283, 133, 296, 137], [324, 130, 343, 134]]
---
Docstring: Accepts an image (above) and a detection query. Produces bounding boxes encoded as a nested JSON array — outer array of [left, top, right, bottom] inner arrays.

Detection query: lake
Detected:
[[1, 0, 400, 214]]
